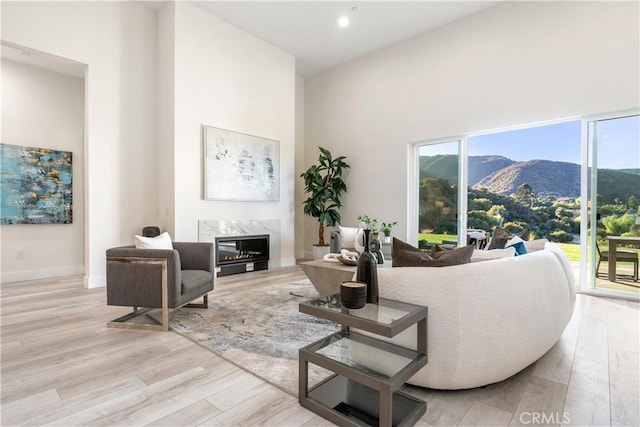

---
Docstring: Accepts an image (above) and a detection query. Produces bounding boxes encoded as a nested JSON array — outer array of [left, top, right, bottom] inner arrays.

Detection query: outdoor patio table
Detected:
[[607, 236, 640, 282]]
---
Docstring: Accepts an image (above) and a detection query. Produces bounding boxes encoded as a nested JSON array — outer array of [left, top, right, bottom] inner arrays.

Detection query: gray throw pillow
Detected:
[[487, 227, 531, 250], [392, 238, 474, 267]]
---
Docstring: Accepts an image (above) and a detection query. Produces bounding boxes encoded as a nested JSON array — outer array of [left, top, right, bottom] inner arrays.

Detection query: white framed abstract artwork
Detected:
[[203, 126, 280, 202]]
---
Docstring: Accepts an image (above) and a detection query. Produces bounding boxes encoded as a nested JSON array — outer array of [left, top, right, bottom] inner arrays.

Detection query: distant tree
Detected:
[[488, 204, 505, 218], [544, 219, 572, 233], [548, 230, 573, 243], [532, 206, 550, 223], [602, 213, 635, 236], [502, 221, 525, 234], [555, 207, 573, 220], [467, 210, 499, 232], [419, 177, 457, 234], [599, 203, 628, 216], [469, 197, 492, 211], [628, 195, 638, 210], [626, 224, 640, 237], [516, 183, 536, 207]]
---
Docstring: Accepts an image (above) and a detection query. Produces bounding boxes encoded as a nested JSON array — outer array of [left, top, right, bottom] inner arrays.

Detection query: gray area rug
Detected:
[[168, 279, 340, 396]]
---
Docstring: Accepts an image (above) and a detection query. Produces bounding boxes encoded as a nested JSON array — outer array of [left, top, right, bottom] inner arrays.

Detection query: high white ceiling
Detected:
[[1, 1, 501, 79], [192, 1, 501, 76]]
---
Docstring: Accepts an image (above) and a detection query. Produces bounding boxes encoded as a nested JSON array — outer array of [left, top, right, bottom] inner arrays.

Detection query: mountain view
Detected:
[[418, 154, 640, 244], [419, 154, 640, 202]]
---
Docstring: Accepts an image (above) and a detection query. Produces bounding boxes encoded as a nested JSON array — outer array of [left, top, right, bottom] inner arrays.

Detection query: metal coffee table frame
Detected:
[[299, 296, 427, 427]]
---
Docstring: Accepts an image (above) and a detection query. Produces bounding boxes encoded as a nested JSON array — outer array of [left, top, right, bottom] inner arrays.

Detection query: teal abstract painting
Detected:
[[1, 143, 73, 224]]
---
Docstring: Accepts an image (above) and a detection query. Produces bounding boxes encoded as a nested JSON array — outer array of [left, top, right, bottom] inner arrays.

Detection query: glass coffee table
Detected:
[[299, 295, 427, 427]]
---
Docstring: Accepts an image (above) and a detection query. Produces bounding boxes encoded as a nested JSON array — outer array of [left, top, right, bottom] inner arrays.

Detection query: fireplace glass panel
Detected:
[[215, 234, 270, 266]]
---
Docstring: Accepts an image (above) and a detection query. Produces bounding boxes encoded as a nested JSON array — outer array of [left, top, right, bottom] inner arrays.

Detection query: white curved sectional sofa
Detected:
[[374, 242, 576, 390]]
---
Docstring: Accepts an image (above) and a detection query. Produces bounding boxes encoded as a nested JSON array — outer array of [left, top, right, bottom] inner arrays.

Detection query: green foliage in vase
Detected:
[[357, 215, 378, 234], [301, 147, 350, 246], [380, 221, 398, 236]]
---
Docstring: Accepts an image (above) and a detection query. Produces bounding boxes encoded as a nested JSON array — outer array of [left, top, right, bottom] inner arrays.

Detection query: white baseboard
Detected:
[[1, 266, 84, 284], [280, 258, 296, 268], [85, 275, 106, 288]]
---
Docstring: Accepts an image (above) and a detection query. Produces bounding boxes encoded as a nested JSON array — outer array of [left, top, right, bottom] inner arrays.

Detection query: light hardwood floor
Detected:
[[1, 267, 638, 426]]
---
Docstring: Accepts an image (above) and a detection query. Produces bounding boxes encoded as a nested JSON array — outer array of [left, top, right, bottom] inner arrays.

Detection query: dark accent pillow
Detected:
[[392, 238, 474, 267], [487, 227, 531, 250], [430, 244, 475, 266]]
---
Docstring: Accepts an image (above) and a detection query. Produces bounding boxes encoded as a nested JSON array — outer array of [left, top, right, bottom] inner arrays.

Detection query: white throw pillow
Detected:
[[134, 232, 173, 250], [471, 247, 516, 262], [339, 226, 361, 249]]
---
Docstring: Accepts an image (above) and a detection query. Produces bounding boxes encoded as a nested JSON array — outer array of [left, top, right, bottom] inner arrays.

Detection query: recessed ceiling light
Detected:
[[338, 16, 349, 28]]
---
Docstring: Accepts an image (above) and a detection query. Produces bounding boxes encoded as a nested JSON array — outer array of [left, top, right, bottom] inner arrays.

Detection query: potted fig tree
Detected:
[[301, 147, 350, 259]]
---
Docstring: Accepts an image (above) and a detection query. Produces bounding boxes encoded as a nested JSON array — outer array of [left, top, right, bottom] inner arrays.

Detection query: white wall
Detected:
[[294, 75, 305, 259], [2, 1, 158, 286], [164, 2, 296, 265], [304, 1, 640, 253], [1, 60, 84, 282], [157, 2, 176, 236]]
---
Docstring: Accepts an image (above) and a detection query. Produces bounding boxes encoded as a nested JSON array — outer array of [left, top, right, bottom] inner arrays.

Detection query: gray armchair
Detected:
[[106, 242, 214, 331], [330, 226, 363, 253]]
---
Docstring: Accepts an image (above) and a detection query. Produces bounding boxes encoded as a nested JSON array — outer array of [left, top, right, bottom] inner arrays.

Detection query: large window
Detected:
[[412, 112, 640, 299], [467, 121, 581, 254]]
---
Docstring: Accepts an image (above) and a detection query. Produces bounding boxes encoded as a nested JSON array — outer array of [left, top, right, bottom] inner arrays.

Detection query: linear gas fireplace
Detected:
[[215, 234, 269, 277]]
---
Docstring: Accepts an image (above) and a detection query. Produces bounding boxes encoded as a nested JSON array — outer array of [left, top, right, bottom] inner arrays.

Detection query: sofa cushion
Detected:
[[181, 270, 213, 295], [487, 227, 531, 250], [134, 232, 173, 250], [524, 238, 548, 252], [392, 238, 473, 267]]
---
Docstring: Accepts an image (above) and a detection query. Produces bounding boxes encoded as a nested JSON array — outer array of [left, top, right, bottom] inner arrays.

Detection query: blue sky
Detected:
[[420, 116, 639, 170], [469, 121, 582, 164], [595, 115, 640, 170]]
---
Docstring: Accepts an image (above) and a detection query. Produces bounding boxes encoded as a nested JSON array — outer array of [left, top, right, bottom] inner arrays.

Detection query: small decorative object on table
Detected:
[[356, 229, 379, 304], [337, 249, 359, 266], [340, 281, 367, 309], [369, 236, 385, 264]]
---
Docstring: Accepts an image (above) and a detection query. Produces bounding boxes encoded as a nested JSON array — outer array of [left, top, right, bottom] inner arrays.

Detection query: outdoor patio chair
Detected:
[[596, 242, 638, 281]]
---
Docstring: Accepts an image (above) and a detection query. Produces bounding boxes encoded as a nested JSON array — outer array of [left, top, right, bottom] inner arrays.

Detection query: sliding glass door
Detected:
[[416, 140, 463, 251], [585, 114, 640, 296]]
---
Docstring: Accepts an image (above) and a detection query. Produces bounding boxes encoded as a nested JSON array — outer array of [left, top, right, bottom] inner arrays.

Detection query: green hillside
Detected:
[[420, 155, 639, 202], [419, 155, 514, 185], [595, 169, 640, 204]]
